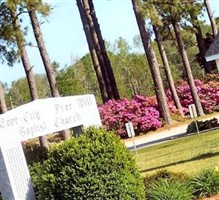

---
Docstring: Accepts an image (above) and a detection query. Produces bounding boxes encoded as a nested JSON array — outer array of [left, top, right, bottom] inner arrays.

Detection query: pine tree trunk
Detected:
[[172, 21, 204, 116], [28, 9, 70, 140], [195, 29, 211, 73], [132, 0, 172, 124], [28, 10, 59, 97], [76, 0, 108, 103], [88, 0, 120, 100], [82, 0, 114, 99], [11, 10, 38, 101], [0, 83, 8, 114], [11, 10, 49, 148], [190, 13, 211, 73], [153, 25, 184, 117], [204, 0, 218, 37]]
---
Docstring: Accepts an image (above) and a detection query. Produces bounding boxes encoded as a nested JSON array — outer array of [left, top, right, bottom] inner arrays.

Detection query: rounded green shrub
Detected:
[[148, 179, 192, 200], [190, 169, 219, 198], [30, 127, 145, 199]]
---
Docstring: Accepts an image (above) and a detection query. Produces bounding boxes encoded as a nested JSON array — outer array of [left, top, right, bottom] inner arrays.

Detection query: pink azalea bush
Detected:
[[166, 79, 219, 114], [98, 97, 162, 138], [98, 79, 219, 138]]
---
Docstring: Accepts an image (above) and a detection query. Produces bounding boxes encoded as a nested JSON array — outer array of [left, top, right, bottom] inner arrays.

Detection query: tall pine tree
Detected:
[[132, 0, 172, 124]]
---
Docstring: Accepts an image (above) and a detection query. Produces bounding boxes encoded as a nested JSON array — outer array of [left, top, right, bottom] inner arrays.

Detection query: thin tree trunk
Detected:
[[76, 0, 108, 103], [153, 25, 184, 117], [195, 28, 211, 73], [11, 10, 49, 147], [82, 0, 114, 99], [0, 83, 7, 114], [28, 9, 70, 140], [28, 10, 59, 97], [204, 0, 218, 37], [172, 21, 204, 116], [190, 13, 211, 73], [11, 11, 38, 101], [132, 0, 172, 124], [88, 0, 120, 100]]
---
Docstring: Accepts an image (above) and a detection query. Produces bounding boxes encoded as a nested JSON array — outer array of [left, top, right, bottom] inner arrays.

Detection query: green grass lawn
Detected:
[[134, 129, 219, 177]]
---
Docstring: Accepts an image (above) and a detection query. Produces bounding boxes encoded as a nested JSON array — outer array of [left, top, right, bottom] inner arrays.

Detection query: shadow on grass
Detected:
[[140, 151, 219, 173], [159, 143, 174, 149]]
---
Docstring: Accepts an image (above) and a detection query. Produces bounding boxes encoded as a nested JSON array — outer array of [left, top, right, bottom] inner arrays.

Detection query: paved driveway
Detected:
[[123, 113, 219, 150]]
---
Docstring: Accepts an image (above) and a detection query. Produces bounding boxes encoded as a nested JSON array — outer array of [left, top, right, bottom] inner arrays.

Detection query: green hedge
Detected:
[[30, 127, 145, 199]]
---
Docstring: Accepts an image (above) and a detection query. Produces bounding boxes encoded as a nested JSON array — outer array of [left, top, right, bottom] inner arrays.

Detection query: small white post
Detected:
[[125, 122, 137, 155], [188, 104, 200, 134], [216, 59, 219, 73]]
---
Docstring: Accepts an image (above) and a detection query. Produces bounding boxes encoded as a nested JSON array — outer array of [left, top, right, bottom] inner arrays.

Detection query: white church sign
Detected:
[[0, 94, 102, 200]]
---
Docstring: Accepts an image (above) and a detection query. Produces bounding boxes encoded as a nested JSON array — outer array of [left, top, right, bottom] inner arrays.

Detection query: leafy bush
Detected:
[[30, 127, 145, 200], [190, 169, 219, 198], [148, 179, 192, 200], [99, 79, 219, 138], [98, 96, 162, 138], [186, 118, 219, 133], [143, 169, 219, 199], [166, 79, 219, 114], [143, 170, 189, 198]]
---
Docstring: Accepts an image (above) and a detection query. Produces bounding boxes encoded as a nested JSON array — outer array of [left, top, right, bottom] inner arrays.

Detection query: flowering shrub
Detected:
[[166, 79, 219, 114], [98, 79, 219, 138], [98, 97, 162, 138]]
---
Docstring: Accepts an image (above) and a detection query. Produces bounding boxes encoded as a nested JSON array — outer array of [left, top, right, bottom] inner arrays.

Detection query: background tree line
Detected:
[[3, 31, 210, 106]]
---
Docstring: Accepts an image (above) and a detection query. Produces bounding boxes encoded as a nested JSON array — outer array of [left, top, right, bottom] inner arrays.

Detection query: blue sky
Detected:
[[1, 0, 219, 85]]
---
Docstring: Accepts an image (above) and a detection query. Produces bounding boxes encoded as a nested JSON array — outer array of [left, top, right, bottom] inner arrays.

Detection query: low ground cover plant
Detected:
[[99, 78, 219, 138], [148, 179, 193, 200], [187, 118, 219, 133], [190, 169, 219, 199], [143, 169, 219, 200], [30, 127, 145, 199], [143, 170, 189, 199]]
